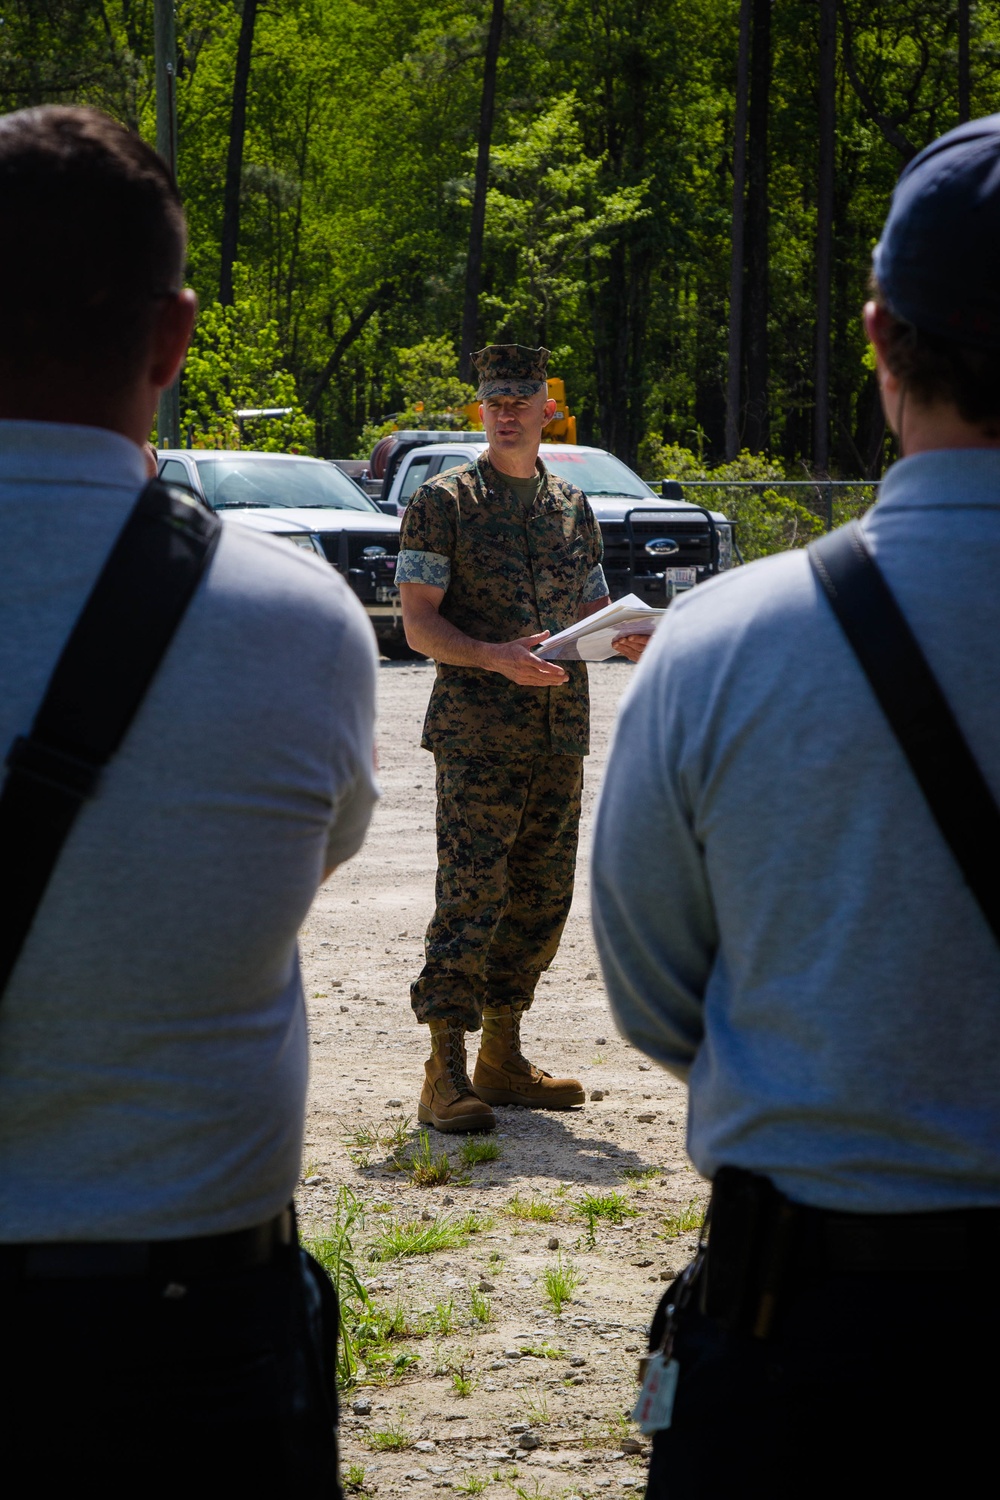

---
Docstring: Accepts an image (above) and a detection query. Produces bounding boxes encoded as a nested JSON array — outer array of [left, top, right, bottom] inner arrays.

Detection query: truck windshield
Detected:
[[194, 457, 379, 512], [541, 450, 656, 499]]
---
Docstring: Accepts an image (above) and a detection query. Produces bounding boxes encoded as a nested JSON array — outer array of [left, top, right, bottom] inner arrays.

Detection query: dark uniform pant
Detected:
[[411, 752, 584, 1031], [0, 1238, 340, 1490]]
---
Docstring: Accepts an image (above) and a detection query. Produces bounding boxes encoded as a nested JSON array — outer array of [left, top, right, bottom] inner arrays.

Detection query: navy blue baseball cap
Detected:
[[873, 114, 1000, 349]]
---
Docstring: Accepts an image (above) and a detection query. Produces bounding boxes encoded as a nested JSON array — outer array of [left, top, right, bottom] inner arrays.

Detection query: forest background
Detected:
[[0, 1, 995, 492]]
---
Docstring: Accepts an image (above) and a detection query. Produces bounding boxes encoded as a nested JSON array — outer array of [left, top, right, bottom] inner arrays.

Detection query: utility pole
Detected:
[[958, 0, 971, 123], [154, 0, 181, 448], [724, 0, 751, 460], [814, 0, 836, 474]]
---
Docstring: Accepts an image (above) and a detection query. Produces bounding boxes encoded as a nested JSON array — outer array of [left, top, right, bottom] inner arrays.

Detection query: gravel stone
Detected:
[[547, 1237, 560, 1250], [352, 1398, 372, 1416], [517, 1432, 540, 1450], [590, 1090, 605, 1102]]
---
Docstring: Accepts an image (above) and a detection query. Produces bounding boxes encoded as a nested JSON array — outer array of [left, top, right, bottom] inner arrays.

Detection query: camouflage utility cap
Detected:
[[473, 344, 550, 399]]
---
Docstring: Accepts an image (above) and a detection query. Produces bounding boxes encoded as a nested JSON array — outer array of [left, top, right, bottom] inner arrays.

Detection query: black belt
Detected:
[[0, 1207, 294, 1281], [701, 1168, 1000, 1338]]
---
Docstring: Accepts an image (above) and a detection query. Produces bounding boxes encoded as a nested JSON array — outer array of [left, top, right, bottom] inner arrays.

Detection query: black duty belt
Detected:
[[0, 1207, 294, 1281], [701, 1168, 1000, 1339]]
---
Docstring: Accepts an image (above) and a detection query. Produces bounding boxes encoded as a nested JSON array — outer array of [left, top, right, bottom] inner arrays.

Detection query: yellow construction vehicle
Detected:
[[459, 378, 577, 443]]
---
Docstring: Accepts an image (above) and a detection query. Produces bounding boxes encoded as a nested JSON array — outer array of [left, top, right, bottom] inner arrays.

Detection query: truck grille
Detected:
[[318, 532, 400, 604], [600, 516, 716, 604]]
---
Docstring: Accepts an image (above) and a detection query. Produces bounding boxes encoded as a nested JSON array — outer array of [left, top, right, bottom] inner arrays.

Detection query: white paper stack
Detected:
[[533, 593, 666, 662]]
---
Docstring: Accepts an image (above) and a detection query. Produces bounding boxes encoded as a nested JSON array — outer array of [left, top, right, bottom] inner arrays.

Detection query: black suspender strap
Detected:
[[0, 478, 221, 997], [809, 520, 1000, 945]]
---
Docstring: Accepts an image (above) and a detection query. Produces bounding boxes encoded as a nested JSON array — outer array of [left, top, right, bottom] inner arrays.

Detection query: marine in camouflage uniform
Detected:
[[396, 344, 609, 1132]]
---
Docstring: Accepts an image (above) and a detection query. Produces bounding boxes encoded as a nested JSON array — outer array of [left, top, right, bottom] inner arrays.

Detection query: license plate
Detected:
[[665, 568, 696, 588], [376, 585, 399, 603]]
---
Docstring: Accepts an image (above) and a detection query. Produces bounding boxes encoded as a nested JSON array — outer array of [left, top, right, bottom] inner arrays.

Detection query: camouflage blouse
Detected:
[[396, 453, 607, 757]]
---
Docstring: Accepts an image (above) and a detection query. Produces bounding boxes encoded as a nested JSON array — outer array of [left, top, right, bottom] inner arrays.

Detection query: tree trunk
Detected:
[[958, 0, 970, 122], [304, 286, 392, 415], [814, 0, 836, 473], [742, 0, 771, 453], [724, 0, 751, 460], [459, 0, 504, 382], [219, 0, 259, 307]]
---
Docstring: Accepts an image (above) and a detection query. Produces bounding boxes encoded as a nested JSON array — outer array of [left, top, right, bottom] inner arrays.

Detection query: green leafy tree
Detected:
[[474, 93, 649, 350], [180, 277, 314, 452], [351, 337, 476, 457]]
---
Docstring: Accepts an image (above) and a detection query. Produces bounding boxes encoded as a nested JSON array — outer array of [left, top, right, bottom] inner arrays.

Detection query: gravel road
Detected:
[[299, 659, 705, 1498]]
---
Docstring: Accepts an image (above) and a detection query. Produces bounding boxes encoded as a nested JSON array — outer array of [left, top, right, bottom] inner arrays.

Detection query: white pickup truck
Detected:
[[157, 448, 414, 657]]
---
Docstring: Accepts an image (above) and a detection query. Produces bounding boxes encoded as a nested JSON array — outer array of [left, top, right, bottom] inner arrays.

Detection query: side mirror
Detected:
[[377, 499, 398, 516], [661, 480, 684, 500]]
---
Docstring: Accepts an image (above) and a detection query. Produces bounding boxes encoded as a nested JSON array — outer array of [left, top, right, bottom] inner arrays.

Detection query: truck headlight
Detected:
[[716, 524, 733, 570], [286, 533, 324, 555]]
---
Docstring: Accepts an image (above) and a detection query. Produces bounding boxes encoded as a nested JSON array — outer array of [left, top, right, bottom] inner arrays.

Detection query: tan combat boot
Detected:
[[418, 1019, 497, 1134], [472, 1004, 585, 1108]]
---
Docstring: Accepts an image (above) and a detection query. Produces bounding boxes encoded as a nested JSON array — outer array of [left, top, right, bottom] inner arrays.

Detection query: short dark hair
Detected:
[[873, 280, 1000, 433], [0, 105, 185, 388]]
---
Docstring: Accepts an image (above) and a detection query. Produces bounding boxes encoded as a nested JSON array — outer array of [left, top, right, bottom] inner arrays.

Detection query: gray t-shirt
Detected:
[[0, 421, 379, 1240], [594, 448, 1000, 1214]]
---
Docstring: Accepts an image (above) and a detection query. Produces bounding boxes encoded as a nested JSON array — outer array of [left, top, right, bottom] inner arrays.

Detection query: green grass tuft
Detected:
[[507, 1192, 557, 1222], [470, 1288, 493, 1324], [575, 1189, 638, 1225], [429, 1298, 456, 1335], [367, 1211, 487, 1261], [454, 1477, 487, 1495], [460, 1135, 503, 1167], [661, 1199, 704, 1239], [367, 1422, 410, 1451], [304, 1186, 369, 1388], [621, 1165, 662, 1183], [408, 1131, 452, 1187], [541, 1256, 580, 1313]]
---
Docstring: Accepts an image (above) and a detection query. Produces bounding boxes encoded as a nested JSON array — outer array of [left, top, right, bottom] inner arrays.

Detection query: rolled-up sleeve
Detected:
[[583, 562, 609, 602], [396, 485, 455, 592], [591, 624, 716, 1080], [395, 549, 451, 588]]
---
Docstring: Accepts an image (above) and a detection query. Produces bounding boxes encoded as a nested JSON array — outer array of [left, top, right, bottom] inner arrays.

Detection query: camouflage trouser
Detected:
[[411, 752, 584, 1031]]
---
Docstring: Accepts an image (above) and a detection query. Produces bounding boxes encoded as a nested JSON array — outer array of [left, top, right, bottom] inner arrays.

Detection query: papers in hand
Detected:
[[533, 593, 665, 662]]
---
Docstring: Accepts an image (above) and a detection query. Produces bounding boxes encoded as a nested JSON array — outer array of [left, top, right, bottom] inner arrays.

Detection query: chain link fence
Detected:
[[655, 479, 880, 561]]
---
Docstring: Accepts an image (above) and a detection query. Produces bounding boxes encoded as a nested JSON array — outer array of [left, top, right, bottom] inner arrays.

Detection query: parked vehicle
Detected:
[[156, 450, 415, 658], [379, 439, 736, 604]]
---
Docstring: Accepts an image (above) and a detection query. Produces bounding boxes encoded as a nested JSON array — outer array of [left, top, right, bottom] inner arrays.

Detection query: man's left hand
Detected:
[[612, 633, 649, 663]]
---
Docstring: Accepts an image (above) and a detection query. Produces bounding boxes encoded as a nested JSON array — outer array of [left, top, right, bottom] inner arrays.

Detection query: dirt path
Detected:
[[300, 660, 705, 1498]]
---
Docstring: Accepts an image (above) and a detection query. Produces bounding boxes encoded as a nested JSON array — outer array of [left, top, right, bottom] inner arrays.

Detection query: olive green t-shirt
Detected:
[[502, 470, 541, 514]]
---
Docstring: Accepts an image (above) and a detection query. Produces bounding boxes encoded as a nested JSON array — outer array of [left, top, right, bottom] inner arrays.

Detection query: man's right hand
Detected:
[[483, 631, 569, 686]]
